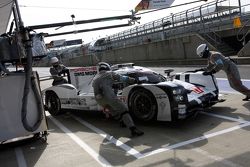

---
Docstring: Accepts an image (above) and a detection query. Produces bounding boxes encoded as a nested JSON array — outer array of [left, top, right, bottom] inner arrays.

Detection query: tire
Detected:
[[129, 88, 157, 121], [45, 92, 62, 116]]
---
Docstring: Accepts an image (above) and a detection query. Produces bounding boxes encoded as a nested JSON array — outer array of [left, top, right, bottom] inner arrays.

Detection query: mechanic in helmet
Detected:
[[92, 62, 144, 137], [49, 57, 70, 86], [197, 44, 250, 101]]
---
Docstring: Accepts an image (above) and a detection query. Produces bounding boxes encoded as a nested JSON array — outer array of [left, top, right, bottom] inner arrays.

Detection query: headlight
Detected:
[[174, 95, 184, 101], [172, 88, 182, 95]]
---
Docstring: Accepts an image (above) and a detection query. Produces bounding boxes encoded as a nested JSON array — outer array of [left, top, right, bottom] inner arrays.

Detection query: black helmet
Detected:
[[98, 62, 111, 72]]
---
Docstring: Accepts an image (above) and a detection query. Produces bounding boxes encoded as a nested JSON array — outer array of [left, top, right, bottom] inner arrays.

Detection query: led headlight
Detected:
[[174, 95, 184, 101], [172, 88, 182, 95]]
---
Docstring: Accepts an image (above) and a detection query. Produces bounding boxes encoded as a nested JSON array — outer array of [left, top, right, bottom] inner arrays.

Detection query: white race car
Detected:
[[43, 63, 221, 122]]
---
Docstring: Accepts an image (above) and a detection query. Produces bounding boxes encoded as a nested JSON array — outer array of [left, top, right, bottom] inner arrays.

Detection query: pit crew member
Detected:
[[49, 57, 70, 86], [92, 62, 144, 137], [197, 43, 250, 101]]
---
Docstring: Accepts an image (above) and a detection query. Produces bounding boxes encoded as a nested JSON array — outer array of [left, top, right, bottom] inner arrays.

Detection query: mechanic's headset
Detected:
[[197, 44, 210, 59], [98, 62, 111, 72]]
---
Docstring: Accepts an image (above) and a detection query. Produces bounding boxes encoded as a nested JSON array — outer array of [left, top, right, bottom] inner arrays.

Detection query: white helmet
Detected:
[[50, 57, 59, 64], [196, 44, 210, 58], [98, 62, 111, 72]]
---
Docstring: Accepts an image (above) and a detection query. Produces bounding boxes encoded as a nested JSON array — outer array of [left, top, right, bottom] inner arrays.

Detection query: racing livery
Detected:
[[43, 63, 220, 122]]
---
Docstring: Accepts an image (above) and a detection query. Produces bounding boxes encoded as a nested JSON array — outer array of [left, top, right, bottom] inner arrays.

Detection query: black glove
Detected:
[[202, 71, 212, 75], [203, 69, 216, 75], [136, 79, 143, 84], [194, 68, 205, 72], [62, 68, 69, 73], [58, 69, 69, 75], [58, 71, 64, 75]]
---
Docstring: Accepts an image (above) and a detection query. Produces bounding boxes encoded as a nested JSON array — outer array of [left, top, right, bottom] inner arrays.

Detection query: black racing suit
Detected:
[[204, 51, 250, 96], [92, 70, 136, 128]]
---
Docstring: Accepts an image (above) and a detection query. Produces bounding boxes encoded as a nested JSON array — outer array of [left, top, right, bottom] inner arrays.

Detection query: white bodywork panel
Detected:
[[122, 84, 172, 121], [43, 65, 219, 122], [174, 71, 218, 104]]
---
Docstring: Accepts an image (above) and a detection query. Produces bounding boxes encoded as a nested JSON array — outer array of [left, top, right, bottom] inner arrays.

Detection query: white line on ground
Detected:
[[15, 147, 27, 167], [217, 78, 250, 82], [193, 148, 243, 167], [141, 122, 250, 158], [201, 112, 248, 123], [220, 91, 241, 94], [47, 113, 112, 167], [71, 114, 144, 159]]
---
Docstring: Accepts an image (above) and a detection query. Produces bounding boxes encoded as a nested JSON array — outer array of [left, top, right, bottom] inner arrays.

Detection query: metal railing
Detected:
[[97, 0, 250, 50]]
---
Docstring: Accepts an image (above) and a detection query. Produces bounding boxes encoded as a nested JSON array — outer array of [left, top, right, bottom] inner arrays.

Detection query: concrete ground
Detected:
[[1, 66, 250, 167]]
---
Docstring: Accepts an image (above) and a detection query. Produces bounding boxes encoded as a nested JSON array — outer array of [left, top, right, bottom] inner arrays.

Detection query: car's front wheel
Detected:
[[45, 92, 62, 116], [129, 88, 157, 121]]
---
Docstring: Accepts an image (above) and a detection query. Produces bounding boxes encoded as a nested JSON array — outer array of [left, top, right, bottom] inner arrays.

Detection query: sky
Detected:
[[16, 0, 247, 44]]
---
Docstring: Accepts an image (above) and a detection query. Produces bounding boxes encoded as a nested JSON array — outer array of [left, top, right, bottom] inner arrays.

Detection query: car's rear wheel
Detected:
[[129, 88, 157, 121], [45, 92, 62, 116]]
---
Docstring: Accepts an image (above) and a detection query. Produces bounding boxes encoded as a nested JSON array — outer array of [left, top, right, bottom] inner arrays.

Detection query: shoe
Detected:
[[130, 127, 144, 137], [119, 121, 126, 128], [242, 96, 250, 101]]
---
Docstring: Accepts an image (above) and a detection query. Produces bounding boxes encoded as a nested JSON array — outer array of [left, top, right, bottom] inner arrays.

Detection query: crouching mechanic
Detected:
[[50, 57, 70, 86], [197, 44, 250, 101], [92, 62, 144, 137]]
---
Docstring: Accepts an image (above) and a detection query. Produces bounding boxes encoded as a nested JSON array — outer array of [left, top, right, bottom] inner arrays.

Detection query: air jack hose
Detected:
[[21, 38, 43, 132]]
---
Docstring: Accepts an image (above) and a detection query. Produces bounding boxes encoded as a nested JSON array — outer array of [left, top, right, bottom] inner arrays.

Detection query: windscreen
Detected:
[[127, 71, 166, 84]]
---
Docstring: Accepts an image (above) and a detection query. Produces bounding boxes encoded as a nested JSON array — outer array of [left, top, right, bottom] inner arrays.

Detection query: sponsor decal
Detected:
[[159, 101, 166, 110], [61, 98, 70, 105], [74, 71, 97, 76], [135, 0, 175, 12], [71, 66, 98, 76], [71, 66, 97, 72], [156, 94, 168, 99], [61, 98, 87, 105]]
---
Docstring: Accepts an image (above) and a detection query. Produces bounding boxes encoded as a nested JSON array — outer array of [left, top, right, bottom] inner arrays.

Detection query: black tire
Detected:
[[45, 92, 62, 116], [129, 88, 157, 121]]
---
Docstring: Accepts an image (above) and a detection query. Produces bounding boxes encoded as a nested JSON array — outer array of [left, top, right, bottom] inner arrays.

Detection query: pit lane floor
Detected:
[[1, 67, 250, 167]]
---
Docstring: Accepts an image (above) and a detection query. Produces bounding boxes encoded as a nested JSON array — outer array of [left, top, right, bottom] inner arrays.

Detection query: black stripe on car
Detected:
[[185, 74, 190, 82]]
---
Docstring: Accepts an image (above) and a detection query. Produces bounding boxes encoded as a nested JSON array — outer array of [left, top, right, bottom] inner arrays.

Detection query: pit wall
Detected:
[[37, 34, 215, 67]]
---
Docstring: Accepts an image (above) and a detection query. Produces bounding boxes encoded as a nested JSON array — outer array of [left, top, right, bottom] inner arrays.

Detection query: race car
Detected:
[[43, 63, 220, 122]]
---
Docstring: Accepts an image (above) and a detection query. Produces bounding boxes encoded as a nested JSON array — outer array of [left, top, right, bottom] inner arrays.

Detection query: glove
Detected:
[[194, 68, 205, 72], [137, 80, 143, 84], [135, 79, 143, 84], [62, 68, 69, 73], [203, 69, 216, 75], [130, 78, 136, 84], [202, 71, 212, 75], [58, 69, 69, 75]]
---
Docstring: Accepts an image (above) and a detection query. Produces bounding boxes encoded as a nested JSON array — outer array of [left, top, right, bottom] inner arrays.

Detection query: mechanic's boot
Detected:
[[130, 127, 144, 137], [119, 121, 126, 128], [242, 95, 250, 101]]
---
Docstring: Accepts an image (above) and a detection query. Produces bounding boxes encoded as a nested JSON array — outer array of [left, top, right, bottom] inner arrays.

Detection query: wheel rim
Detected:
[[48, 94, 60, 114], [132, 91, 156, 120]]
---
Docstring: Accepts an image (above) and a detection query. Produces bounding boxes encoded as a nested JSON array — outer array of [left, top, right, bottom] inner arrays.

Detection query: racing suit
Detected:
[[204, 51, 250, 98], [0, 62, 9, 76], [50, 64, 69, 86], [92, 70, 143, 136]]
